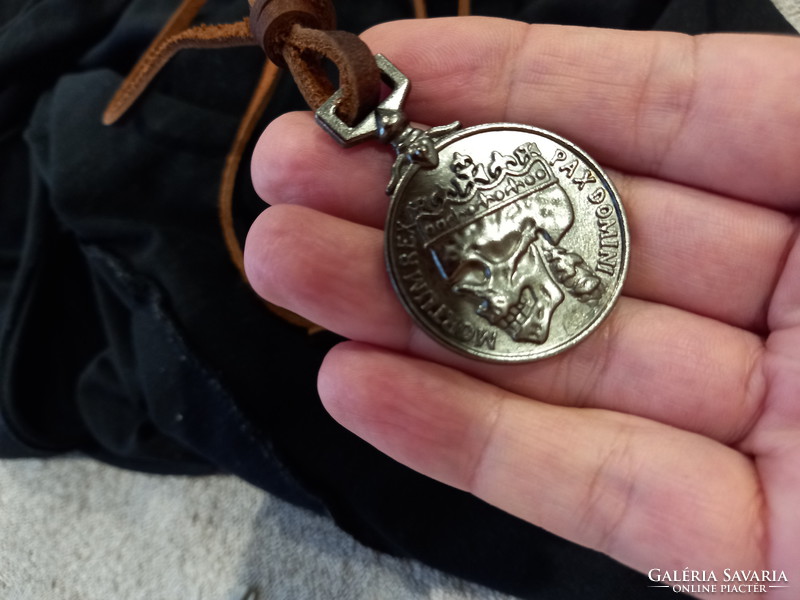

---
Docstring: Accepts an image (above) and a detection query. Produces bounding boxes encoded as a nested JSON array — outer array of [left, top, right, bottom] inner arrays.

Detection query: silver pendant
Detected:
[[317, 56, 628, 363]]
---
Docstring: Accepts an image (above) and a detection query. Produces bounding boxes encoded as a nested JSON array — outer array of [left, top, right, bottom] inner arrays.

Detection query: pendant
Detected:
[[316, 56, 628, 363]]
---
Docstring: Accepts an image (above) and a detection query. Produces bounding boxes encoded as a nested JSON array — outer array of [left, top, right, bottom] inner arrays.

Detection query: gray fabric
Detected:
[[0, 457, 515, 600], [772, 0, 800, 30]]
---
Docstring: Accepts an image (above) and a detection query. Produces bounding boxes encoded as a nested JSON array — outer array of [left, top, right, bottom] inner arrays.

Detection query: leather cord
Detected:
[[102, 0, 471, 333], [214, 60, 323, 332], [102, 0, 323, 331], [103, 0, 257, 125], [249, 0, 380, 125], [416, 0, 471, 19]]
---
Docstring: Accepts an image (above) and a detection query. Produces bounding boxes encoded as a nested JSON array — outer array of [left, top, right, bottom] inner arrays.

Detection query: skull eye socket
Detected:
[[449, 260, 491, 290], [473, 230, 525, 264]]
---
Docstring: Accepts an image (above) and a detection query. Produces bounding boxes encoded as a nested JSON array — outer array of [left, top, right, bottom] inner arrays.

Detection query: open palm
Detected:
[[245, 19, 800, 599]]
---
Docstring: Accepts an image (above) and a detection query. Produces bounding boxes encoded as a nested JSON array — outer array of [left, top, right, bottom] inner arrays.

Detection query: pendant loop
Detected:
[[315, 55, 410, 146]]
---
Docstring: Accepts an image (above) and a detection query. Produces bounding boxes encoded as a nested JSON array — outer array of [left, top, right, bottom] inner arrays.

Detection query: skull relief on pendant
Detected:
[[385, 124, 626, 363], [429, 186, 574, 344]]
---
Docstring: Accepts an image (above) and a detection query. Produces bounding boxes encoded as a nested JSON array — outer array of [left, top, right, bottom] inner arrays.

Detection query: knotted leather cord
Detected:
[[103, 0, 471, 332], [247, 0, 382, 126]]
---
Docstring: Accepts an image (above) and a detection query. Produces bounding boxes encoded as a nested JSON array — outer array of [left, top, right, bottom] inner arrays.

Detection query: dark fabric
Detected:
[[0, 1, 793, 599]]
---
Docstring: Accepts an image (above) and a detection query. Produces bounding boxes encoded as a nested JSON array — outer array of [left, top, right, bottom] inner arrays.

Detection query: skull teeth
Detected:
[[496, 288, 534, 329]]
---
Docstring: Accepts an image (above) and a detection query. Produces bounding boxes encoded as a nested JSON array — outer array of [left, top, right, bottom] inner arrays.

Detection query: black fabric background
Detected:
[[0, 1, 794, 598]]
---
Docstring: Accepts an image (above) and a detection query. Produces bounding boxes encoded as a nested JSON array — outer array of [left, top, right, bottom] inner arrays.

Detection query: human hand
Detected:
[[245, 18, 800, 599]]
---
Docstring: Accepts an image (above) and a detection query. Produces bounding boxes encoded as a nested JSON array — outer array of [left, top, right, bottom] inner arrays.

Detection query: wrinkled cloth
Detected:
[[0, 1, 794, 598]]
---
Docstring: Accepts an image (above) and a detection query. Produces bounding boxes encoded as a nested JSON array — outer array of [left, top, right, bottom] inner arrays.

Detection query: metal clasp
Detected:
[[315, 54, 410, 147]]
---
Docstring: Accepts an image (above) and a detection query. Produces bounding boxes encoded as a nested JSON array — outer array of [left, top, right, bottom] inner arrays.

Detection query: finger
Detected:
[[613, 171, 794, 333], [244, 205, 410, 342], [318, 343, 765, 582], [251, 114, 796, 330], [352, 18, 800, 209], [767, 233, 800, 331], [251, 111, 391, 226], [244, 204, 765, 444]]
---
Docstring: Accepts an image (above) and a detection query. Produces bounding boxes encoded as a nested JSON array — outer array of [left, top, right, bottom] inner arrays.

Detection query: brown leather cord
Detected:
[[103, 0, 257, 124], [249, 0, 336, 68], [103, 0, 319, 331], [249, 0, 379, 126], [103, 0, 202, 124], [219, 60, 280, 283], [283, 27, 380, 124], [217, 60, 323, 332], [415, 0, 469, 19], [104, 0, 480, 333]]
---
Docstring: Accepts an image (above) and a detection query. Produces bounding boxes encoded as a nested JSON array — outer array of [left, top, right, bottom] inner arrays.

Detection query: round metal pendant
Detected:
[[385, 123, 629, 363]]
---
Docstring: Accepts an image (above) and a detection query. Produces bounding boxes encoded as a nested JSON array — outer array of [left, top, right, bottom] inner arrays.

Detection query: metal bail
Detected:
[[315, 54, 410, 147]]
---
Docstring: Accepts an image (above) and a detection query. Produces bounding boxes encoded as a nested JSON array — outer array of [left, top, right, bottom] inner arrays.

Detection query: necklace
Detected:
[[105, 0, 629, 363], [314, 53, 629, 362]]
